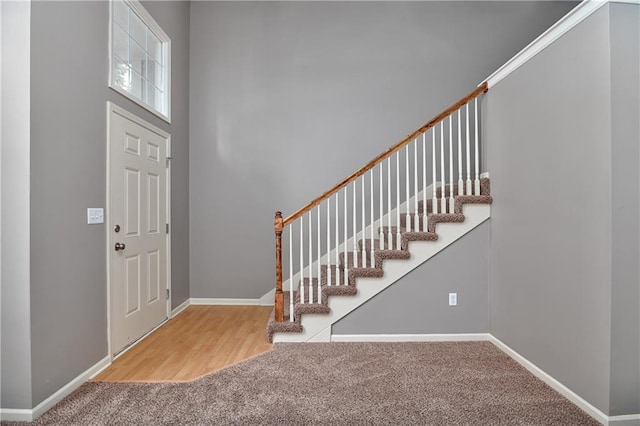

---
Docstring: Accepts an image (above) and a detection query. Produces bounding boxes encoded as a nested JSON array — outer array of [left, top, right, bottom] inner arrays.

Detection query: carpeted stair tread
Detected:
[[403, 231, 439, 243], [293, 280, 355, 314], [267, 310, 302, 333], [376, 249, 411, 263], [349, 267, 384, 279], [358, 238, 422, 253], [418, 196, 492, 216], [321, 264, 348, 286], [340, 249, 410, 270], [339, 251, 375, 269], [295, 303, 331, 315], [417, 198, 456, 215], [376, 229, 438, 250], [456, 194, 493, 206], [266, 291, 302, 341], [324, 284, 358, 296], [418, 177, 492, 214], [399, 213, 431, 230], [358, 238, 385, 251], [434, 176, 491, 197], [295, 280, 328, 306]]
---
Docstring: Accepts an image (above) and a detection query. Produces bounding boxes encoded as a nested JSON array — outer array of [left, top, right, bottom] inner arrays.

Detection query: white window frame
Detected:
[[108, 0, 171, 123]]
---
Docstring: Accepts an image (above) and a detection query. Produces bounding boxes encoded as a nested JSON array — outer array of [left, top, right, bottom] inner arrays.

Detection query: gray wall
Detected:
[[485, 7, 613, 414], [188, 1, 577, 299], [333, 220, 489, 335], [1, 0, 33, 410], [28, 0, 190, 407], [609, 3, 640, 416], [142, 1, 191, 311]]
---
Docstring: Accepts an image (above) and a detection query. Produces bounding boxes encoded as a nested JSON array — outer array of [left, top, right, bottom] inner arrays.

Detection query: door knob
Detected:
[[115, 242, 126, 251]]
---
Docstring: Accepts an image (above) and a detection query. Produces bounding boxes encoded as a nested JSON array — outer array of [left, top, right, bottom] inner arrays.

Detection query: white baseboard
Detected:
[[488, 335, 612, 425], [32, 355, 111, 420], [0, 356, 111, 422], [0, 408, 32, 422], [190, 298, 260, 306], [170, 298, 190, 317], [331, 333, 490, 342], [171, 296, 273, 313], [608, 415, 640, 426]]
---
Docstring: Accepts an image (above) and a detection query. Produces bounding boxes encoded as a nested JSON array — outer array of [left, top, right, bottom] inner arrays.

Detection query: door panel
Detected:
[[109, 106, 168, 356], [147, 173, 159, 234], [125, 254, 141, 315], [125, 168, 140, 236], [148, 249, 160, 303]]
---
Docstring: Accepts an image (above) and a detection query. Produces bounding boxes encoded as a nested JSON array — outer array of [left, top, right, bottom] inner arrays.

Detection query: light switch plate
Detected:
[[448, 292, 458, 306], [87, 208, 104, 224]]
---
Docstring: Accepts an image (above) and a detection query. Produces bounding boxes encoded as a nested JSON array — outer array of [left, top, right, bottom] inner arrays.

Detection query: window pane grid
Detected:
[[110, 0, 168, 119]]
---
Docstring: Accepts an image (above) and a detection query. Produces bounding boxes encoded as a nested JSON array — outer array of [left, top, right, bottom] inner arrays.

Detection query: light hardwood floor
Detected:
[[93, 305, 273, 382]]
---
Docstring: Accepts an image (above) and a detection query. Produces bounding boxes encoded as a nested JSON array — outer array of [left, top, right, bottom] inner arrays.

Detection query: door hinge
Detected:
[[166, 289, 170, 299], [166, 156, 173, 168], [166, 223, 169, 234]]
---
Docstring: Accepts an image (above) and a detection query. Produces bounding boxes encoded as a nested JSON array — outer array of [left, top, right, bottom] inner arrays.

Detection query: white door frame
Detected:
[[106, 101, 171, 359]]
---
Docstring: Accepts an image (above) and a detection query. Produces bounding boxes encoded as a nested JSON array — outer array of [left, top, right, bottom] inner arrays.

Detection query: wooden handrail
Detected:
[[283, 81, 488, 227]]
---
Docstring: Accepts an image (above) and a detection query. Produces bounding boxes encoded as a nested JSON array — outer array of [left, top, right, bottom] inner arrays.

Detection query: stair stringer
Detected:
[[272, 203, 491, 343]]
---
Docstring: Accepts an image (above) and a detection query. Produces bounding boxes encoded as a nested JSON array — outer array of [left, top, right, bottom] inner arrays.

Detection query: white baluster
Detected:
[[343, 188, 348, 285], [449, 115, 455, 213], [458, 108, 463, 196], [289, 226, 293, 321], [317, 206, 321, 302], [327, 198, 331, 286], [405, 144, 411, 232], [440, 122, 446, 213], [474, 97, 481, 195], [352, 181, 358, 268], [361, 176, 366, 268], [335, 192, 340, 286], [387, 157, 392, 250], [299, 219, 304, 304], [432, 128, 437, 215], [414, 139, 419, 232], [466, 103, 472, 195], [379, 162, 384, 250], [308, 213, 313, 304], [396, 151, 401, 250], [370, 169, 375, 268], [422, 132, 428, 232]]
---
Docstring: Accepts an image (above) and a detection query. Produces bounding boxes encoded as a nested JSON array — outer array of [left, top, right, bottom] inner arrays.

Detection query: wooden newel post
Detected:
[[274, 211, 284, 322]]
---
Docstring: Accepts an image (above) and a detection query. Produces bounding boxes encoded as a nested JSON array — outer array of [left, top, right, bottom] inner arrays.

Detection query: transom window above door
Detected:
[[109, 0, 171, 122]]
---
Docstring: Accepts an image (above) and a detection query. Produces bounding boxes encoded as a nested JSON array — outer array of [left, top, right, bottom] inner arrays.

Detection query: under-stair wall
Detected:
[[332, 220, 489, 337]]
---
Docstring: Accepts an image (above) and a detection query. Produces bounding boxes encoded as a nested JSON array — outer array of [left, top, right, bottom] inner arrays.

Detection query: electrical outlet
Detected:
[[448, 292, 458, 306], [87, 208, 104, 224]]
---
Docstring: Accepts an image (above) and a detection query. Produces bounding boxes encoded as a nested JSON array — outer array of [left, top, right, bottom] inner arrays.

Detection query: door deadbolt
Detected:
[[114, 224, 120, 233], [114, 242, 126, 251]]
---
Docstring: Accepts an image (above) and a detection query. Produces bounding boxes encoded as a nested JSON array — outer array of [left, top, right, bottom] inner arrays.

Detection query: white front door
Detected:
[[108, 103, 170, 356]]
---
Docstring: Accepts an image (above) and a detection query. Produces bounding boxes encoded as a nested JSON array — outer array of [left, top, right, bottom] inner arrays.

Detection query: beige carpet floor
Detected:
[[4, 341, 599, 425]]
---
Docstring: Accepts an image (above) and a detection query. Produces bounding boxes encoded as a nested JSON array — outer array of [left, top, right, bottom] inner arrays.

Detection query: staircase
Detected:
[[268, 83, 490, 342]]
